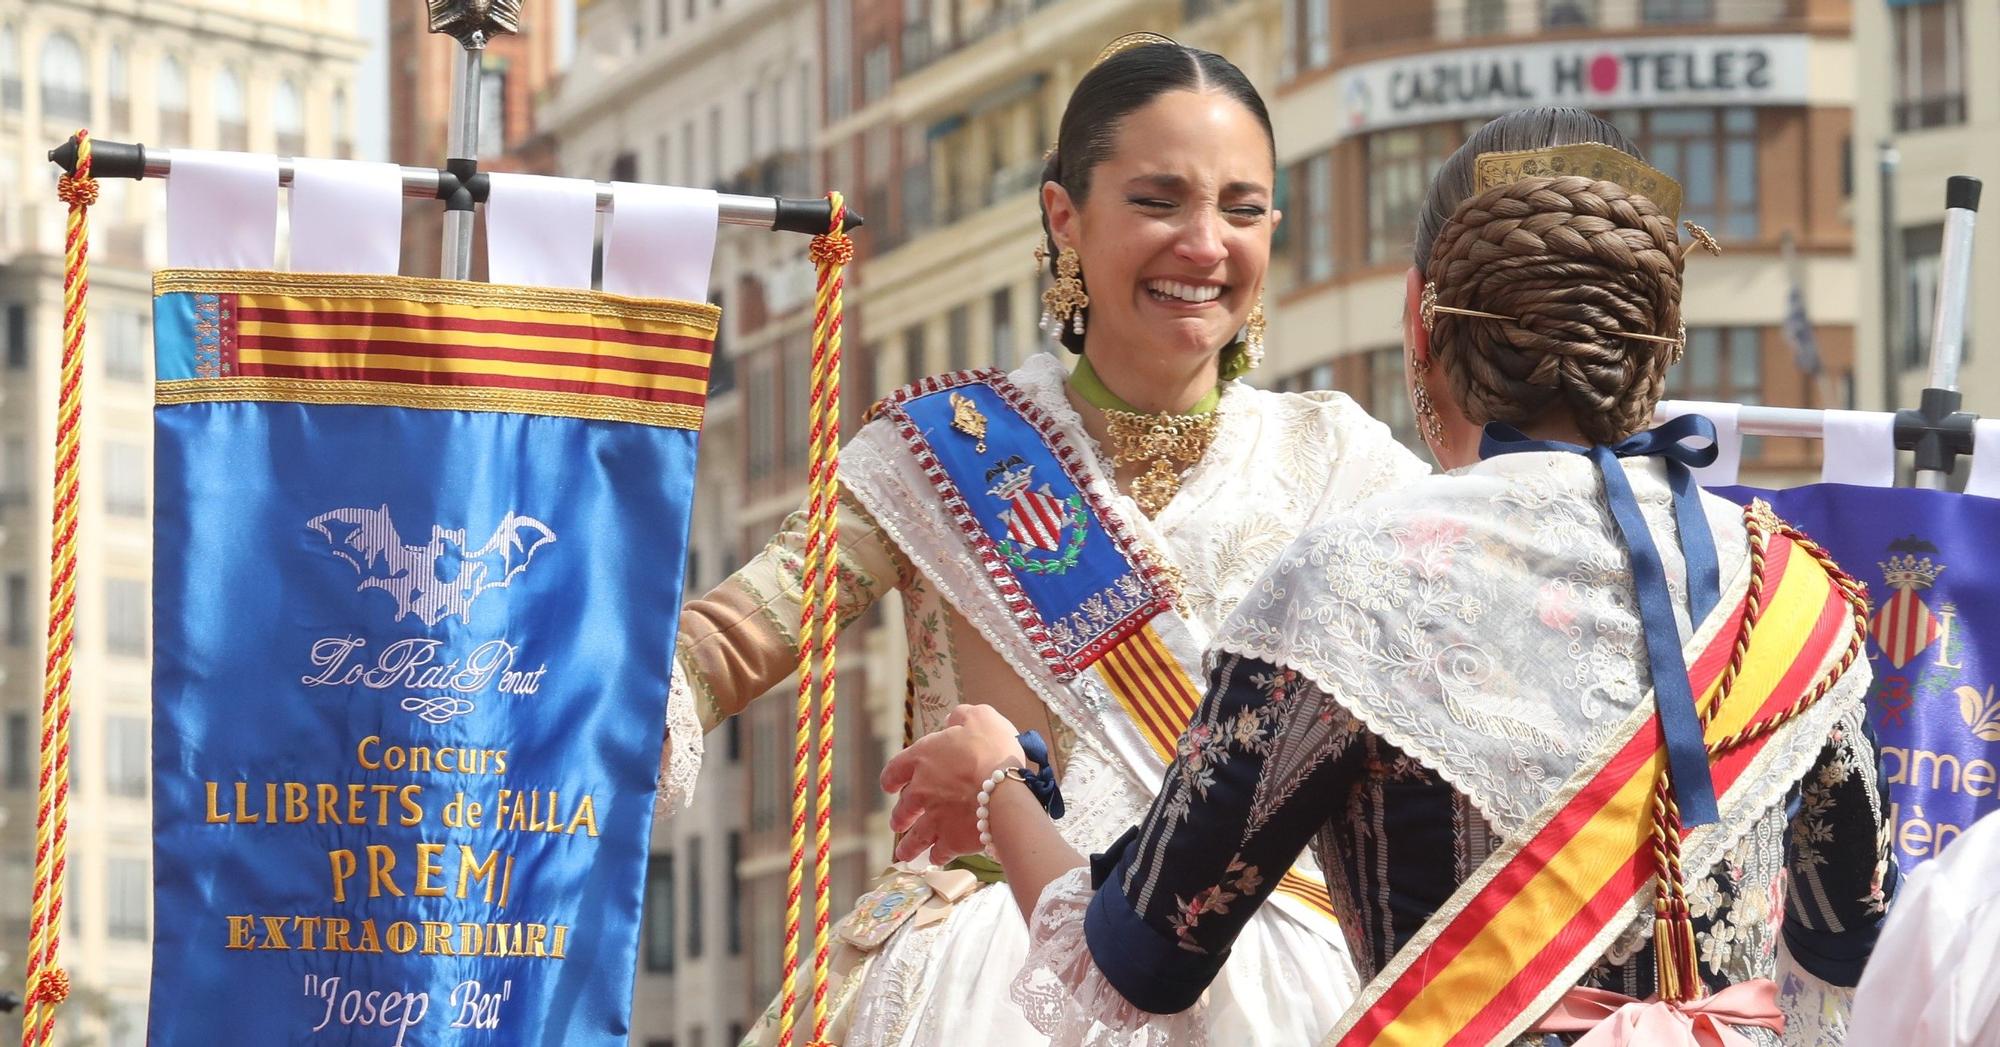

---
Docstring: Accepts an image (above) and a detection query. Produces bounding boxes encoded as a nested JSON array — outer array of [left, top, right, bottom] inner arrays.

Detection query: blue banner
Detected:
[[1717, 484, 2000, 872], [148, 272, 713, 1044]]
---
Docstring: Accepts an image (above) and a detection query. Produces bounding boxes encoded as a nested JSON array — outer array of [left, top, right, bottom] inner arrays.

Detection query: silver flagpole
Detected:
[[440, 37, 486, 280], [428, 0, 519, 281], [1911, 176, 1982, 490]]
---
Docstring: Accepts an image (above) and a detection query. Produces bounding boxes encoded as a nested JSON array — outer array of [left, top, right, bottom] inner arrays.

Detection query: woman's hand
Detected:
[[880, 705, 1029, 864]]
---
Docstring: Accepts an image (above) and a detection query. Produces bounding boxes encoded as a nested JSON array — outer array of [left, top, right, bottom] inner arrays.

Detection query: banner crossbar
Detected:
[[46, 135, 862, 237]]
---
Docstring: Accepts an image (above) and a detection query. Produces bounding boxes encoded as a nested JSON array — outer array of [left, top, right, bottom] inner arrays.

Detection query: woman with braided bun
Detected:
[[666, 33, 1426, 1046], [885, 107, 1897, 1045]]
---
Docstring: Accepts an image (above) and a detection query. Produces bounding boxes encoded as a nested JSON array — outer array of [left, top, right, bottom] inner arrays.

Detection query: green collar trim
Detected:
[[1068, 355, 1220, 415]]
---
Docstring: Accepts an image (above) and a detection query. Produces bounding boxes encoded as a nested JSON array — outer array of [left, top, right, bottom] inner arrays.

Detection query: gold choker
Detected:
[[1100, 408, 1221, 517]]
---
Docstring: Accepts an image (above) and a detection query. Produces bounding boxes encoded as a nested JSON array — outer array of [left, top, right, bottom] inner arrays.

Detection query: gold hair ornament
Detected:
[[1093, 31, 1177, 66], [1420, 281, 1687, 357], [1473, 143, 1684, 223], [1476, 144, 1724, 258]]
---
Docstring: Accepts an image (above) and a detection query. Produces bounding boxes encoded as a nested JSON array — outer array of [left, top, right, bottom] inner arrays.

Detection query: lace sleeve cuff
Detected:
[[655, 661, 704, 812], [1009, 866, 1207, 1047], [1776, 937, 1857, 1047]]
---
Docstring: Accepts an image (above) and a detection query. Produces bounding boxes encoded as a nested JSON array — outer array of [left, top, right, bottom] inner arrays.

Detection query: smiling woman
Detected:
[[658, 33, 1428, 1047]]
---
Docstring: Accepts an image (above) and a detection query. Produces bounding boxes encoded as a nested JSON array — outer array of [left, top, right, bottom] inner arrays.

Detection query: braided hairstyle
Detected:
[[1416, 109, 1684, 444], [1039, 42, 1275, 353]]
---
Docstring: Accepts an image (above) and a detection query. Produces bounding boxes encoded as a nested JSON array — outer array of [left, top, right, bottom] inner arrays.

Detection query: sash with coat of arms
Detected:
[[1717, 483, 2000, 873], [870, 369, 1338, 921]]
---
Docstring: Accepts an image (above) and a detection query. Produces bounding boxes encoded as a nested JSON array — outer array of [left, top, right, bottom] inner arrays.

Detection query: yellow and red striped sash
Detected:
[[154, 270, 718, 430], [1098, 620, 1336, 918], [1329, 519, 1864, 1046]]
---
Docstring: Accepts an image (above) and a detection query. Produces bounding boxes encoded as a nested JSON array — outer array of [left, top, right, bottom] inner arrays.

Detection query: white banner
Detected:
[[288, 158, 405, 275], [1334, 35, 1811, 139], [166, 150, 279, 270], [484, 172, 599, 290]]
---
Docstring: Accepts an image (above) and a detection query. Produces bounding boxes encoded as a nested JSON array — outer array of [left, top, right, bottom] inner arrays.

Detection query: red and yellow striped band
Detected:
[[1097, 620, 1337, 919], [154, 270, 718, 430], [1097, 622, 1205, 761], [1336, 530, 1852, 1046]]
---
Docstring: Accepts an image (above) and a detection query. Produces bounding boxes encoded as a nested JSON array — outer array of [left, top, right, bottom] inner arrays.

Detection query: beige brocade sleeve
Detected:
[[675, 490, 913, 731]]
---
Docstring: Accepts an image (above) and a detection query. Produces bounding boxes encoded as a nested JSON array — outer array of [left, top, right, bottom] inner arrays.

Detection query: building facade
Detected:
[[1852, 0, 1995, 434], [1267, 0, 1859, 482], [0, 1, 365, 1043]]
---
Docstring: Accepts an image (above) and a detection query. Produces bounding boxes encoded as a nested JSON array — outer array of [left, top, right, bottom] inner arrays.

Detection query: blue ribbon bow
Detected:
[[1479, 414, 1724, 827], [1016, 730, 1066, 820]]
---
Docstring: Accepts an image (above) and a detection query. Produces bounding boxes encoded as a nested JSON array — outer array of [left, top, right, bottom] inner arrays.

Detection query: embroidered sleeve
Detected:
[[1081, 654, 1366, 1013], [672, 490, 911, 729], [1781, 706, 1898, 987]]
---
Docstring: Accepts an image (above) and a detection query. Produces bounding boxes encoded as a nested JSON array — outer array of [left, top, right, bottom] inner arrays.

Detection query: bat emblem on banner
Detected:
[[309, 505, 557, 626]]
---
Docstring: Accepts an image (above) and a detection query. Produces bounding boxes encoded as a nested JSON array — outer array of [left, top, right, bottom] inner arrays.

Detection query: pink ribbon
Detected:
[[1528, 980, 1786, 1047]]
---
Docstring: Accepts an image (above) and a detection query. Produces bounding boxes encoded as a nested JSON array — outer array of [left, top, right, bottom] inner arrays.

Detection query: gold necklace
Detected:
[[1100, 407, 1222, 517]]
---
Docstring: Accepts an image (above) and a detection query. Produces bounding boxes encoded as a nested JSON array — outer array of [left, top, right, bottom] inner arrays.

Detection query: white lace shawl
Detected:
[[1209, 452, 1870, 1039]]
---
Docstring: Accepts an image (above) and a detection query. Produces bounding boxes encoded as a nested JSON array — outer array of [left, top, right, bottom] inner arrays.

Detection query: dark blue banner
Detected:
[[148, 274, 707, 1044], [1717, 484, 2000, 872]]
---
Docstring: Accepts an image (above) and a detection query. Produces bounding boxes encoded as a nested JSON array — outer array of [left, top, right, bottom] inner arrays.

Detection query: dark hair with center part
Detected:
[[1040, 42, 1275, 353]]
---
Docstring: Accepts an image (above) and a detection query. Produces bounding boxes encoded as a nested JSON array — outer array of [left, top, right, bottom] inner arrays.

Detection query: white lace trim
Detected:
[[655, 661, 703, 811], [1010, 866, 1208, 1047], [1776, 937, 1855, 1046]]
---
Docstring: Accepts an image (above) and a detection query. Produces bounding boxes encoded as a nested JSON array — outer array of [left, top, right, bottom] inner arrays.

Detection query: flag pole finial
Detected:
[[426, 0, 521, 48]]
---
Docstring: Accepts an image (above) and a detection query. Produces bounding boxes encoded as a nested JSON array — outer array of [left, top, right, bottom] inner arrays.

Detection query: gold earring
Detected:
[[1243, 293, 1266, 371], [1419, 281, 1440, 333], [1040, 245, 1089, 340], [1412, 357, 1446, 447], [1033, 234, 1050, 267]]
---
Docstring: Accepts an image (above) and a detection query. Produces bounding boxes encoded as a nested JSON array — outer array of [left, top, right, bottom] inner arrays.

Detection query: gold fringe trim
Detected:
[[151, 269, 720, 334], [158, 377, 706, 431]]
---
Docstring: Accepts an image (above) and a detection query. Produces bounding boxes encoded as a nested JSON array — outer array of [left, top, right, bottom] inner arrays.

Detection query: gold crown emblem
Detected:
[[1879, 554, 1944, 590]]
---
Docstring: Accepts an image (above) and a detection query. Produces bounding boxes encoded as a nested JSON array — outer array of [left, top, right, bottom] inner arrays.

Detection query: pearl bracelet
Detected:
[[975, 765, 1024, 857]]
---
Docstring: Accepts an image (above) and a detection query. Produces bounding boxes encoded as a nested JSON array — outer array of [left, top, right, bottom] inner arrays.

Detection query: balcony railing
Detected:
[[1540, 0, 1598, 30], [915, 0, 1064, 72], [41, 87, 91, 125], [986, 159, 1043, 207], [901, 24, 936, 76], [1367, 0, 1801, 51], [718, 151, 813, 199], [1896, 95, 1967, 133]]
